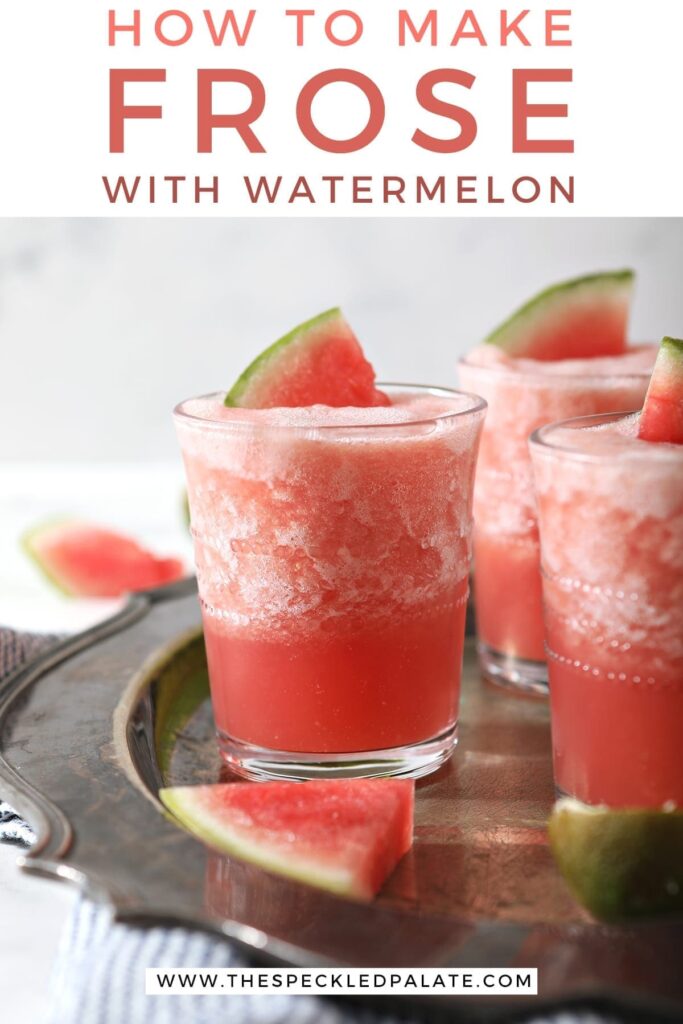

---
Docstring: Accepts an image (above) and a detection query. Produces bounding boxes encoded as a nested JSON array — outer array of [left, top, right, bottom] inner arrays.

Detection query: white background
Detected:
[[1, 1, 683, 214], [1, 217, 682, 461]]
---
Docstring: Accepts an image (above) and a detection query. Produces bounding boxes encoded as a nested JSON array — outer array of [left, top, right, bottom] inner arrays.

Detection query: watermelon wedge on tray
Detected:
[[638, 337, 683, 444], [225, 307, 389, 408], [485, 269, 634, 361], [23, 520, 185, 598], [160, 779, 414, 900]]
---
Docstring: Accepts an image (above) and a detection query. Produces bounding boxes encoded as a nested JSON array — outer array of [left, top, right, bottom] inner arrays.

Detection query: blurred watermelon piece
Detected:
[[23, 520, 185, 598]]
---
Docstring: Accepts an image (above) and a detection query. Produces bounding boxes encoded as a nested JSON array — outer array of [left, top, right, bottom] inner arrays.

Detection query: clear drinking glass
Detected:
[[459, 350, 654, 695], [174, 385, 486, 781], [530, 411, 683, 808]]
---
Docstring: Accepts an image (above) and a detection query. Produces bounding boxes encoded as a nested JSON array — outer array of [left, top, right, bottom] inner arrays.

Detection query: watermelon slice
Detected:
[[485, 269, 634, 361], [160, 779, 414, 900], [23, 520, 185, 598], [225, 307, 389, 408], [638, 337, 683, 444]]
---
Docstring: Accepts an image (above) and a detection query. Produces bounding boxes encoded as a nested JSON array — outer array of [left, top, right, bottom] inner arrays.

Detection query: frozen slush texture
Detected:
[[176, 391, 484, 753], [531, 415, 683, 807], [460, 346, 655, 663]]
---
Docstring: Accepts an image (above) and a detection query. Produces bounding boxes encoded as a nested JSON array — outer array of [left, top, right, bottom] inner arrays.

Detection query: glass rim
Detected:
[[458, 344, 656, 388], [173, 383, 487, 437], [529, 410, 683, 464]]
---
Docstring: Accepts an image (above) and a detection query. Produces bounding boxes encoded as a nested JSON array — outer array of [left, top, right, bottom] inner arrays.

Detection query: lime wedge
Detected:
[[549, 797, 683, 921]]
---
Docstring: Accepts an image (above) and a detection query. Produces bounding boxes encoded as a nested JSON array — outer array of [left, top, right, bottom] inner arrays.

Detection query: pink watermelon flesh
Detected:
[[24, 521, 185, 598], [485, 270, 633, 361], [160, 779, 414, 900], [638, 337, 683, 444], [225, 307, 390, 408]]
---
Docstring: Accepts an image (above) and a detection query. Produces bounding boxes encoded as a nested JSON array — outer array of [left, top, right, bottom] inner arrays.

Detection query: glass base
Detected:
[[478, 642, 548, 696], [217, 724, 457, 782]]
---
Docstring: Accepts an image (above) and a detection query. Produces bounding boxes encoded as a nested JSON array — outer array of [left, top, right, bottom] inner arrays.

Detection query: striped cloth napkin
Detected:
[[1, 627, 620, 1024]]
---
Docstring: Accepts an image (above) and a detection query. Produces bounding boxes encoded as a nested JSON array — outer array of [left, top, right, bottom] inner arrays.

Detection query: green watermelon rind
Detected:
[[224, 307, 344, 408], [651, 336, 683, 380], [159, 786, 365, 897], [484, 269, 634, 355], [22, 518, 80, 597]]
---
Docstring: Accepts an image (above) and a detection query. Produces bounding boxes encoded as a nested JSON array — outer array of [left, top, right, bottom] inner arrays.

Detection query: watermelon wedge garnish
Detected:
[[638, 337, 683, 444], [225, 308, 389, 408], [23, 520, 185, 598], [160, 779, 414, 900], [485, 269, 634, 361]]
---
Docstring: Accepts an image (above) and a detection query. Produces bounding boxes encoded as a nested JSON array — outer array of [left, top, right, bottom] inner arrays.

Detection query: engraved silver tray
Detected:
[[0, 579, 681, 1020]]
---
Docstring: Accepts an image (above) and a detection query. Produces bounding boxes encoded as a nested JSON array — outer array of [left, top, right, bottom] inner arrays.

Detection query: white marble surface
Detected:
[[0, 462, 192, 1014], [1, 219, 683, 462]]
